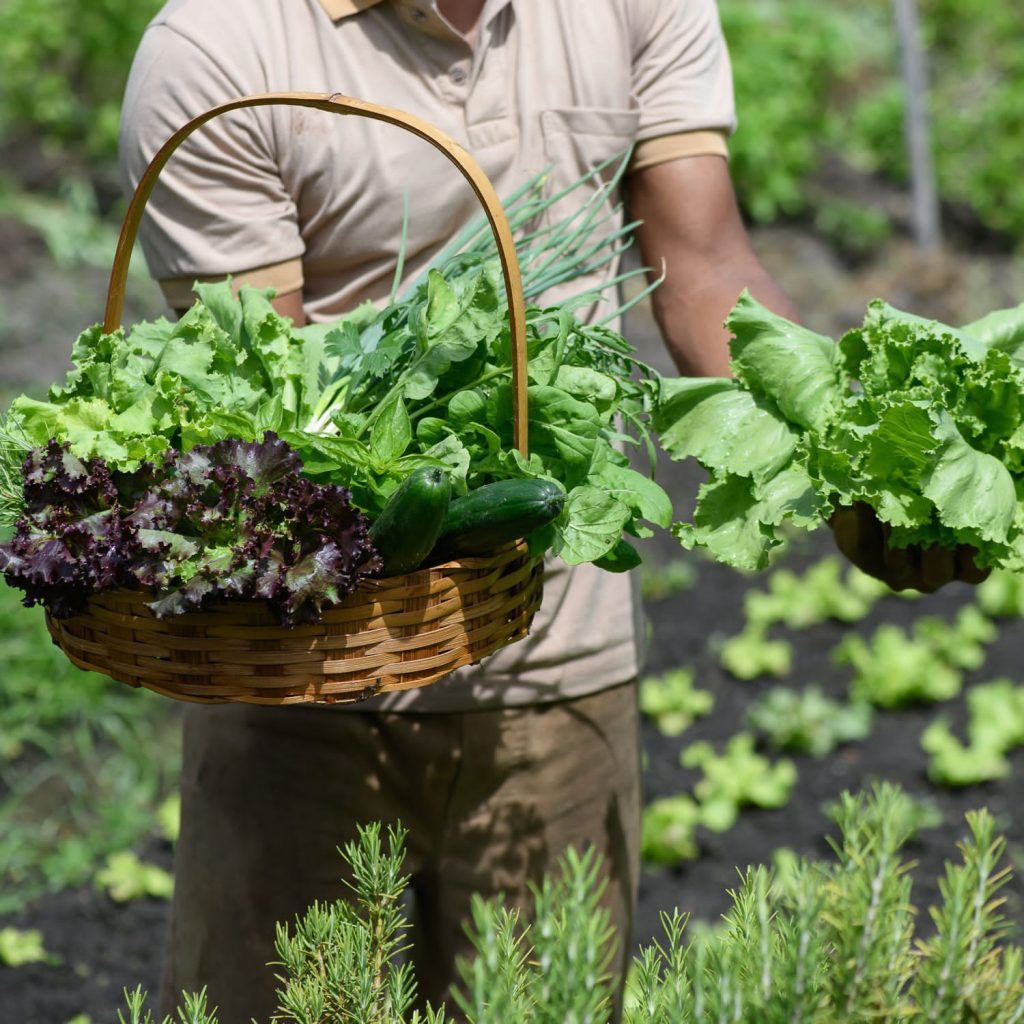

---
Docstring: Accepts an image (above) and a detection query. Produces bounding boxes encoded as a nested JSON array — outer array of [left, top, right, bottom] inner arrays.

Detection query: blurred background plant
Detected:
[[0, 0, 1022, 255]]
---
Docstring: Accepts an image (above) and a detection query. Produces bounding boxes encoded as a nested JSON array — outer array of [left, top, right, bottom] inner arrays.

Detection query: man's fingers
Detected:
[[956, 546, 991, 585], [880, 536, 920, 592], [830, 502, 991, 592], [915, 546, 956, 594]]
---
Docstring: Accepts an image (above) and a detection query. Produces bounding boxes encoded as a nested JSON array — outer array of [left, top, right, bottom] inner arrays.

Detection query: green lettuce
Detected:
[[657, 291, 1024, 572]]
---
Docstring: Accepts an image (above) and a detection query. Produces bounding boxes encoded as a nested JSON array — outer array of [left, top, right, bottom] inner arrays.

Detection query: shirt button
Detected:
[[450, 65, 468, 85]]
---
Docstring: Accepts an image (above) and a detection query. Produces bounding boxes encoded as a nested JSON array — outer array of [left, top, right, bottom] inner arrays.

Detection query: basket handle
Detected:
[[106, 91, 529, 455]]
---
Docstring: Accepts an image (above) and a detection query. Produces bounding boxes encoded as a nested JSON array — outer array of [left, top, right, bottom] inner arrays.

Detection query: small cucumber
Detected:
[[432, 478, 565, 558], [369, 466, 451, 576]]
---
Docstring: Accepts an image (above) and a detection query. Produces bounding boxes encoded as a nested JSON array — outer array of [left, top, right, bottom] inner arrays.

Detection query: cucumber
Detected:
[[368, 466, 451, 576], [432, 478, 565, 558]]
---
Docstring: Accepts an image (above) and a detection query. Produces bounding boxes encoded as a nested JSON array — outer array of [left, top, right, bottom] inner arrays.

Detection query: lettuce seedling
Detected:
[[976, 568, 1024, 618], [833, 623, 963, 708], [744, 555, 889, 630], [913, 605, 996, 671], [641, 795, 701, 864], [639, 667, 714, 737], [94, 851, 173, 903], [719, 624, 793, 680], [0, 927, 58, 967], [922, 677, 1024, 787], [747, 684, 873, 757], [639, 557, 698, 601], [681, 733, 797, 832], [921, 720, 1011, 788]]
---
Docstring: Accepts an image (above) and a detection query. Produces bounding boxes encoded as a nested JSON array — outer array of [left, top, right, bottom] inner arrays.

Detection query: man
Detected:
[[120, 0, 795, 1018]]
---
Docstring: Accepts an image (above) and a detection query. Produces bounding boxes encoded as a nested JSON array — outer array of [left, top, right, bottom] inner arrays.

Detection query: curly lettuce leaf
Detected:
[[726, 290, 847, 433], [0, 435, 381, 625], [659, 292, 1024, 573]]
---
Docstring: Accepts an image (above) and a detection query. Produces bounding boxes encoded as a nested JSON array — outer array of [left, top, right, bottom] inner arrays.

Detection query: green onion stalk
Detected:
[[304, 151, 661, 435]]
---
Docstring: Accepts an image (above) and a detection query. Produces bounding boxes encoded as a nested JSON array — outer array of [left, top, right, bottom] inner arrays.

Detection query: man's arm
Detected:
[[270, 289, 306, 326], [629, 154, 988, 593], [628, 154, 796, 377], [175, 286, 306, 324]]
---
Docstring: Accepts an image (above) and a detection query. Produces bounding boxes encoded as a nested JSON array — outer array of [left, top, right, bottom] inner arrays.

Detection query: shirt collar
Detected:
[[318, 0, 511, 28], [318, 0, 385, 19]]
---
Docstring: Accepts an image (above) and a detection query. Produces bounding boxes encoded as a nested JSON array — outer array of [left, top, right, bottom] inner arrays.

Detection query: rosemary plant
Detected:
[[129, 783, 1024, 1024]]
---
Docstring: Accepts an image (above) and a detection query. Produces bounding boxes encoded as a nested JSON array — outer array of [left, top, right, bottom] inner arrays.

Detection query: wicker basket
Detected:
[[45, 92, 543, 706]]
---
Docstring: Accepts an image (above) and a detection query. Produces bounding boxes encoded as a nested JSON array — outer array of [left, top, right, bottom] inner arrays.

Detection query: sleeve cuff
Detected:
[[159, 257, 304, 310], [629, 130, 730, 173]]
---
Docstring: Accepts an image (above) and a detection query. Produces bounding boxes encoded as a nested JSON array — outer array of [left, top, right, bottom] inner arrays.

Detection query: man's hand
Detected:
[[830, 501, 989, 593]]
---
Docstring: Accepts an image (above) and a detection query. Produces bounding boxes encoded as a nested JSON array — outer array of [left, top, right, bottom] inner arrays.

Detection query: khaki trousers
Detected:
[[157, 681, 642, 1022]]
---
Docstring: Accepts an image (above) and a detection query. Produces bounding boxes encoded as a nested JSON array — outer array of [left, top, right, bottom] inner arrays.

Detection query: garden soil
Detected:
[[3, 216, 1024, 1022]]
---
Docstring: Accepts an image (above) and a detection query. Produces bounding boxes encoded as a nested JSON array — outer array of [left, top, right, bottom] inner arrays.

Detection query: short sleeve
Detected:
[[629, 0, 737, 142], [118, 24, 304, 287]]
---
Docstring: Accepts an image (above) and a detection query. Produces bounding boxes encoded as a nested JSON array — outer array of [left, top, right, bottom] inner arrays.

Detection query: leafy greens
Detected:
[[656, 293, 1024, 572], [0, 435, 379, 623]]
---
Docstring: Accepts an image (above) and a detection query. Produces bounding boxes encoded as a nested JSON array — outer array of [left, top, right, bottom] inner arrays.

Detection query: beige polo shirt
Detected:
[[119, 0, 736, 711]]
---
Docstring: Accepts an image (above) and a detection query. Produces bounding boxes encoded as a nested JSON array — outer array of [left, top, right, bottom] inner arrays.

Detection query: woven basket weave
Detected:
[[45, 92, 544, 706]]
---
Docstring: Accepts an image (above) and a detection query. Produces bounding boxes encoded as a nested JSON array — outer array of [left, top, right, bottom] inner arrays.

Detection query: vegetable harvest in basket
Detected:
[[5, 168, 1024, 623], [0, 171, 675, 624], [656, 292, 1024, 574]]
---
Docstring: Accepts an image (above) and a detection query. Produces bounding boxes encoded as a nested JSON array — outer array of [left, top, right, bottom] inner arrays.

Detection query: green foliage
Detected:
[[0, 181, 134, 273], [921, 719, 1012, 788], [157, 794, 181, 844], [638, 558, 698, 602], [833, 622, 962, 708], [681, 733, 797, 832], [812, 197, 893, 261], [913, 605, 998, 671], [272, 823, 430, 1024], [744, 555, 889, 630], [922, 678, 1024, 787], [834, 605, 997, 711], [660, 293, 1024, 573], [126, 786, 1024, 1023], [821, 787, 919, 1014], [718, 1, 881, 223], [718, 624, 793, 680], [0, 419, 30, 530], [977, 567, 1024, 617], [747, 685, 873, 757], [0, 0, 161, 162], [638, 668, 714, 737], [641, 796, 702, 865], [0, 579, 179, 913], [887, 0, 1024, 239], [455, 846, 617, 1024], [94, 851, 174, 903], [6, 219, 667, 566], [0, 926, 58, 967], [909, 809, 1022, 1019], [720, 0, 1024, 242], [118, 986, 218, 1024]]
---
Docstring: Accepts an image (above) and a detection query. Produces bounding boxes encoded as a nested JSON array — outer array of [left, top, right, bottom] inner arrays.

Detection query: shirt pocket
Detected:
[[535, 107, 640, 309], [539, 106, 641, 181]]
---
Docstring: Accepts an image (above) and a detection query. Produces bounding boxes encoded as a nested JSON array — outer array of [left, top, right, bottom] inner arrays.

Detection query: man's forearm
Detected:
[[649, 252, 797, 377], [629, 154, 797, 378]]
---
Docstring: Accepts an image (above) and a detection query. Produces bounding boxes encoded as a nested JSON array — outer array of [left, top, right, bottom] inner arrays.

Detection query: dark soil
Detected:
[[634, 460, 1024, 950], [2, 214, 1024, 1022]]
